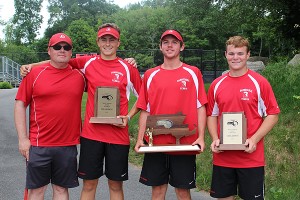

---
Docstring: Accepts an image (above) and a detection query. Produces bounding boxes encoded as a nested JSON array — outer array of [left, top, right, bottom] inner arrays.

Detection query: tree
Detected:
[[12, 0, 43, 45], [47, 0, 119, 28], [65, 19, 98, 53]]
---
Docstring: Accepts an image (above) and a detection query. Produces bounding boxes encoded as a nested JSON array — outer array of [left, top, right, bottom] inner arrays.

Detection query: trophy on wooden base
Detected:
[[138, 113, 201, 153], [89, 86, 123, 124], [216, 112, 247, 150]]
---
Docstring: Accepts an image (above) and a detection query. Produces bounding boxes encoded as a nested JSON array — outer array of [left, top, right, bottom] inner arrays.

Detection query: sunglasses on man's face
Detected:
[[50, 44, 72, 51]]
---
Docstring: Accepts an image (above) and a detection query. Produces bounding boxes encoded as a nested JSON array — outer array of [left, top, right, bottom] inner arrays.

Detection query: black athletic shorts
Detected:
[[78, 137, 130, 181], [139, 153, 196, 189], [210, 165, 265, 200], [26, 146, 79, 189]]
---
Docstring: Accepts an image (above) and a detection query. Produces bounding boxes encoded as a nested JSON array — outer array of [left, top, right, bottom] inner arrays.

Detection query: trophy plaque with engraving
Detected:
[[89, 86, 123, 124], [138, 113, 201, 153], [216, 112, 247, 150]]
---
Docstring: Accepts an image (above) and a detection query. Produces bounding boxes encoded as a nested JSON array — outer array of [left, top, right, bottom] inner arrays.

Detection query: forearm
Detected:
[[32, 60, 50, 67], [14, 101, 28, 140], [137, 110, 149, 141], [197, 106, 207, 140], [207, 116, 218, 141], [251, 114, 279, 143], [127, 101, 140, 120], [20, 60, 50, 77]]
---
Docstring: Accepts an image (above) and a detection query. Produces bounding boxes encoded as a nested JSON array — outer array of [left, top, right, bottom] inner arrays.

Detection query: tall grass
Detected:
[[81, 63, 300, 199], [261, 62, 300, 199]]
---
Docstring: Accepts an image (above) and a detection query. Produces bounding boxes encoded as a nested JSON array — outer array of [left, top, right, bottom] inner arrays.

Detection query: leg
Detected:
[[175, 188, 191, 200], [28, 186, 47, 200], [152, 184, 168, 200], [169, 155, 196, 200], [108, 179, 124, 200], [80, 179, 99, 200], [105, 144, 129, 199], [26, 147, 51, 200], [210, 165, 237, 199], [52, 184, 69, 200], [139, 153, 169, 200], [218, 197, 235, 200], [237, 167, 265, 200], [78, 138, 105, 200]]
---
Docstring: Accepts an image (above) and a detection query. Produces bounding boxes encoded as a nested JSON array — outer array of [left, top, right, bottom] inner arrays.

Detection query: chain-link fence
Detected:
[[1, 49, 228, 83]]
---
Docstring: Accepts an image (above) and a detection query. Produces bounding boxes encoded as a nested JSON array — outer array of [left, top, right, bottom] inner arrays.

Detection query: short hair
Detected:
[[98, 23, 121, 34], [226, 36, 250, 52]]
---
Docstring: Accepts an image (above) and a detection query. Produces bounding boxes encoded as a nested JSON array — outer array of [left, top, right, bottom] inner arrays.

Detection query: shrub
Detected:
[[0, 82, 13, 89]]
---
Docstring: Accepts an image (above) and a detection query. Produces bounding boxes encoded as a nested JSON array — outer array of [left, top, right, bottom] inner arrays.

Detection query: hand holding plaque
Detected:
[[138, 113, 201, 153], [216, 112, 247, 150], [89, 86, 123, 124]]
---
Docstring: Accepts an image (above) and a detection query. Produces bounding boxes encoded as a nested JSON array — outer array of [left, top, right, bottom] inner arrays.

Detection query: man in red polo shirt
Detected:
[[15, 33, 85, 200], [20, 23, 141, 200]]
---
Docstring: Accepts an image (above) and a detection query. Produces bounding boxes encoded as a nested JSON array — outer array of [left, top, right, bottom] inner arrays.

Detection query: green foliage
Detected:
[[0, 82, 13, 89], [262, 62, 300, 114], [65, 19, 98, 53], [12, 0, 43, 44], [1, 0, 298, 61], [261, 62, 300, 199], [127, 95, 144, 166], [111, 6, 177, 50], [0, 44, 40, 64]]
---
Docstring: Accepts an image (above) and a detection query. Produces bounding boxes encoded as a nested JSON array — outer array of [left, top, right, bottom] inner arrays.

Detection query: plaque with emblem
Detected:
[[89, 86, 123, 124], [216, 112, 247, 150], [138, 113, 201, 153]]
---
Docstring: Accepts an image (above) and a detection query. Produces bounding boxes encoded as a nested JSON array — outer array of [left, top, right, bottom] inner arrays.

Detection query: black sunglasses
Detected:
[[50, 44, 72, 51]]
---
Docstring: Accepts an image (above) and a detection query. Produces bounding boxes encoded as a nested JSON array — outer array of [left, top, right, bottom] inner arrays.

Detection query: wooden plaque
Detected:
[[137, 113, 200, 153], [217, 112, 247, 150], [89, 86, 123, 124]]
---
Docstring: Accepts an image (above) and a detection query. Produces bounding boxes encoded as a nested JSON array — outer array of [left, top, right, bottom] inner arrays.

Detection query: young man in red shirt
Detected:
[[70, 23, 142, 200], [206, 36, 280, 200], [15, 33, 85, 200], [134, 30, 207, 200]]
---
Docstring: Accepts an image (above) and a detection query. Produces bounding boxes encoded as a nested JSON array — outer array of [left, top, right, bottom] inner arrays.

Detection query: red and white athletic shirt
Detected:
[[68, 56, 141, 145], [16, 64, 86, 147], [137, 63, 207, 151], [206, 70, 280, 168]]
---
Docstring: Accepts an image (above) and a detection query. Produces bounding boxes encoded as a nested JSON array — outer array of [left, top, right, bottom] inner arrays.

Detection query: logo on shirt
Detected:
[[111, 71, 123, 83], [177, 78, 189, 90], [240, 88, 252, 101]]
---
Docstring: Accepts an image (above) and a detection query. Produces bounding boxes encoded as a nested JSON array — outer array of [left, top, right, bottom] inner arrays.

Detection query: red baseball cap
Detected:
[[160, 30, 183, 43], [48, 33, 72, 47], [97, 27, 120, 39]]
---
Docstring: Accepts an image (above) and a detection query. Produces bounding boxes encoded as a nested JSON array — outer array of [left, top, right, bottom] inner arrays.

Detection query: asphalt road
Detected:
[[0, 88, 214, 200]]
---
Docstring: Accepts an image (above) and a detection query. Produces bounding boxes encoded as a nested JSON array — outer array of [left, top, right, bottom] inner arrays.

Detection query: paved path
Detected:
[[0, 88, 214, 199]]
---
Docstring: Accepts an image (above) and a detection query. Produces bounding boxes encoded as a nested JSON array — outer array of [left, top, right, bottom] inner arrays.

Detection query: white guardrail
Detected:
[[0, 56, 21, 87]]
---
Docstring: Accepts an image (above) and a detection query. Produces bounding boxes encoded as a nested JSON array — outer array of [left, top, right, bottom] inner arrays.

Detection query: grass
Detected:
[[80, 63, 300, 199]]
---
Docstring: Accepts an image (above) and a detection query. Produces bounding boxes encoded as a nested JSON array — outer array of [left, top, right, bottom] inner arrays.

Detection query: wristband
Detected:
[[127, 115, 131, 121]]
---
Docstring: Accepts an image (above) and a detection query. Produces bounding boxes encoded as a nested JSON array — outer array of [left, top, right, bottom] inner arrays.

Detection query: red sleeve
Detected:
[[196, 69, 208, 107], [15, 67, 46, 107], [129, 65, 142, 96], [136, 72, 149, 111], [68, 56, 92, 69], [206, 81, 217, 116], [260, 78, 280, 115]]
